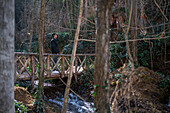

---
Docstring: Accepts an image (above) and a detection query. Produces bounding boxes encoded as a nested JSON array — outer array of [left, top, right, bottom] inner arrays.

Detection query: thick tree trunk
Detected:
[[36, 0, 45, 112], [94, 0, 113, 112], [0, 0, 15, 113], [61, 0, 83, 112]]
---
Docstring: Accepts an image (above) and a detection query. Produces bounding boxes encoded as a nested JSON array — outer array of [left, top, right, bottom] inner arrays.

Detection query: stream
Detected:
[[35, 80, 94, 113], [168, 97, 170, 107], [46, 92, 94, 113]]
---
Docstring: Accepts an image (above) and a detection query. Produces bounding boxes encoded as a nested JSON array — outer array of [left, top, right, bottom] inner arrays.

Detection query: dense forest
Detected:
[[0, 0, 170, 113]]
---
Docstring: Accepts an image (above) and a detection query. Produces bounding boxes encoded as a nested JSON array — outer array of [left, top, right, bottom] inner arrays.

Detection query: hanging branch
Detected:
[[153, 0, 168, 21], [61, 0, 83, 112], [78, 36, 170, 43], [81, 16, 95, 25], [125, 0, 134, 69]]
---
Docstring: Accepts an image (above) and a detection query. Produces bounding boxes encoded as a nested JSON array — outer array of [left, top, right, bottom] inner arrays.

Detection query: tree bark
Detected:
[[94, 0, 113, 112], [0, 0, 15, 113], [28, 0, 36, 52], [36, 0, 45, 112], [131, 0, 138, 65], [61, 0, 83, 112], [84, 0, 88, 37]]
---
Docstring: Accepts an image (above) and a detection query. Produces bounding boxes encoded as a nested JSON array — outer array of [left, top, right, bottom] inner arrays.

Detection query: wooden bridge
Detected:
[[15, 52, 95, 82]]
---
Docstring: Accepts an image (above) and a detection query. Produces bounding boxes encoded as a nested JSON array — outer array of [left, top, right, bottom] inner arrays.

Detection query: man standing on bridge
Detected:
[[51, 33, 60, 54], [51, 33, 60, 62]]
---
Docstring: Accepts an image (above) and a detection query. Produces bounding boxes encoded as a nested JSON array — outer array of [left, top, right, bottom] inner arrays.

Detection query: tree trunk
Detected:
[[28, 0, 36, 52], [61, 0, 83, 112], [84, 0, 88, 37], [36, 0, 45, 112], [131, 0, 138, 65], [0, 0, 15, 113], [94, 0, 113, 112]]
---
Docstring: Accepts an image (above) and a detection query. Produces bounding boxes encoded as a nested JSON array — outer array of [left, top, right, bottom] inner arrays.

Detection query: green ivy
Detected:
[[14, 100, 28, 113]]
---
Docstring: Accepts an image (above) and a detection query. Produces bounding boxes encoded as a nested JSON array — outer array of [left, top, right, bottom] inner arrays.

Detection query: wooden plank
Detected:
[[78, 56, 86, 71], [61, 55, 65, 78], [15, 52, 38, 56], [30, 55, 35, 89], [18, 57, 31, 76], [15, 52, 95, 57], [51, 57, 61, 72], [64, 57, 70, 67], [16, 69, 83, 81], [46, 55, 51, 77], [16, 73, 60, 81]]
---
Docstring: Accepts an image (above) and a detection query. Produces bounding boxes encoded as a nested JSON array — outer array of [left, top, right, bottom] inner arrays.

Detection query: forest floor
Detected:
[[14, 66, 170, 113], [14, 86, 57, 113], [109, 65, 170, 112]]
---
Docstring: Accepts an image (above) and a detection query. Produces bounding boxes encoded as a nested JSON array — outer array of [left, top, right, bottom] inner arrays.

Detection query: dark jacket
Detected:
[[51, 38, 60, 54]]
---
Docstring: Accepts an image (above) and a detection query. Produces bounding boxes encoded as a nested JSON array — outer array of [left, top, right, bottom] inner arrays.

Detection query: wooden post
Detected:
[[30, 55, 35, 89], [14, 56, 17, 82], [46, 55, 50, 77], [61, 53, 65, 78]]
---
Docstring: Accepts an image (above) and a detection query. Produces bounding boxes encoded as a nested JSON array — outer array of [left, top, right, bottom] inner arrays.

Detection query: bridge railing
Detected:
[[15, 52, 95, 82]]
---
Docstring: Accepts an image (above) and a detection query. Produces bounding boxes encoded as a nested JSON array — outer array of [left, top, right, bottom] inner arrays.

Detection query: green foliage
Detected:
[[80, 68, 94, 88], [34, 91, 45, 113], [63, 40, 95, 54], [14, 100, 28, 113], [137, 41, 151, 67], [109, 35, 170, 73], [138, 38, 169, 69], [158, 72, 170, 89], [157, 72, 170, 104], [110, 43, 126, 71], [71, 63, 94, 99], [160, 79, 170, 89], [15, 81, 32, 91], [63, 32, 95, 54]]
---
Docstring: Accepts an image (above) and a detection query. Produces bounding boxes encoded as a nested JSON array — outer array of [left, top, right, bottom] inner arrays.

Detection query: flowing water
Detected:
[[168, 97, 170, 107], [47, 92, 94, 113], [35, 80, 94, 113]]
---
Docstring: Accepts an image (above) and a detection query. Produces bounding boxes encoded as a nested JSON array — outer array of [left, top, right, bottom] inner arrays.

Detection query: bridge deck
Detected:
[[17, 67, 83, 81]]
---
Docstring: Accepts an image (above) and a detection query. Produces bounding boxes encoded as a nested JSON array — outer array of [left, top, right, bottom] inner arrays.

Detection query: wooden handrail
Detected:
[[14, 52, 95, 56]]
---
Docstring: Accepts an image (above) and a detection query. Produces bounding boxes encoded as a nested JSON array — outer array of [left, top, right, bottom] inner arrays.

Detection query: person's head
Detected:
[[52, 33, 57, 39]]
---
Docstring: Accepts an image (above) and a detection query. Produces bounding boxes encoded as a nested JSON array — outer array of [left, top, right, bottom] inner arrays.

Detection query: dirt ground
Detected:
[[110, 65, 170, 113], [14, 86, 56, 113]]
